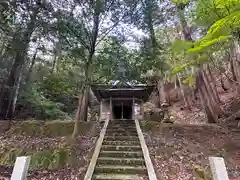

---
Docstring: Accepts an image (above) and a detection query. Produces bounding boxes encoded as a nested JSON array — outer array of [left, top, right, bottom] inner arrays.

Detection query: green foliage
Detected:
[[183, 74, 196, 87], [172, 0, 190, 5], [189, 36, 229, 52], [94, 36, 144, 82], [207, 11, 240, 37], [171, 63, 190, 74], [1, 0, 239, 122], [41, 73, 80, 97], [215, 0, 240, 9], [172, 40, 193, 52], [194, 0, 240, 51], [19, 88, 68, 120]]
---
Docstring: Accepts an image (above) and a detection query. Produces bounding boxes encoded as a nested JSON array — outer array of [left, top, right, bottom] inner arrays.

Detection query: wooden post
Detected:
[[110, 97, 112, 120], [121, 101, 123, 120], [140, 100, 144, 120], [132, 98, 135, 119], [100, 99, 103, 121], [209, 157, 229, 180], [11, 156, 31, 180]]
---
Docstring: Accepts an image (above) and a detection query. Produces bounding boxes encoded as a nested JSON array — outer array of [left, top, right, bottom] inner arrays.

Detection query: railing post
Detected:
[[11, 156, 31, 180], [110, 97, 112, 120], [209, 157, 229, 180]]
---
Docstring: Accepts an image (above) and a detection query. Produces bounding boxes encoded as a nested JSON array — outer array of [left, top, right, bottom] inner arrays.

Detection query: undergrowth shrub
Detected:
[[17, 88, 69, 120]]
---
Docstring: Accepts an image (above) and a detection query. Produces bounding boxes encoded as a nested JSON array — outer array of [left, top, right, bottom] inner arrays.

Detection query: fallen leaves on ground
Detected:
[[143, 124, 240, 180]]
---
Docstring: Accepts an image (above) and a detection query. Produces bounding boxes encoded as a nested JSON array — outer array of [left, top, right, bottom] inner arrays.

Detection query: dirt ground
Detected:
[[142, 122, 240, 180]]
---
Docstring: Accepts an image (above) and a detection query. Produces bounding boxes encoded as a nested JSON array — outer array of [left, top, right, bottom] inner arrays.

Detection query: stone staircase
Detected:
[[92, 120, 149, 180]]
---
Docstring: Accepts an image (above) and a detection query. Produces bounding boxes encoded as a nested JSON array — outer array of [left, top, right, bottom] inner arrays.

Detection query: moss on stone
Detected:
[[0, 147, 76, 170], [193, 164, 212, 180], [1, 120, 99, 170], [7, 120, 96, 137], [30, 147, 79, 170], [0, 148, 27, 166]]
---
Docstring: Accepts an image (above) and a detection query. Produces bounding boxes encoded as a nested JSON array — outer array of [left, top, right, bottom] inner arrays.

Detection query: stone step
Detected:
[[106, 128, 137, 132], [92, 173, 147, 180], [97, 157, 145, 166], [108, 122, 135, 125], [107, 124, 135, 127], [109, 120, 135, 122], [109, 127, 135, 129], [101, 145, 142, 151], [106, 127, 137, 132], [94, 165, 147, 174], [106, 130, 137, 135], [106, 128, 136, 132], [106, 128, 137, 133], [104, 136, 139, 141], [102, 140, 140, 146], [105, 132, 138, 137], [108, 122, 135, 127], [99, 151, 143, 158]]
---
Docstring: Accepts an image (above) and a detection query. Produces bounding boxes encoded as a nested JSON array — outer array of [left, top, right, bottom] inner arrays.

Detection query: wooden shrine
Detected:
[[91, 81, 154, 121]]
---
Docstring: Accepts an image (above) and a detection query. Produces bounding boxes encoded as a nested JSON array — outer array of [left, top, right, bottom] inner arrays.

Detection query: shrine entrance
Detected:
[[112, 100, 133, 120]]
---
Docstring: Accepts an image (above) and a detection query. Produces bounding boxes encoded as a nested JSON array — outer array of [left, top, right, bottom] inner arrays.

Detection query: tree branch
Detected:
[[96, 3, 138, 46]]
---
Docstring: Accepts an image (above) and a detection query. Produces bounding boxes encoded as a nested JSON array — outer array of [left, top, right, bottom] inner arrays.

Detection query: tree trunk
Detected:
[[206, 64, 221, 102], [26, 46, 38, 83], [233, 39, 240, 94], [0, 49, 26, 118], [147, 11, 157, 53], [220, 76, 228, 91], [0, 38, 6, 57], [196, 70, 218, 123], [72, 2, 100, 137], [202, 66, 220, 103], [202, 69, 224, 117], [72, 92, 84, 138], [230, 55, 237, 81], [143, 0, 158, 53], [230, 40, 240, 82], [176, 4, 193, 41], [157, 78, 167, 106], [0, 5, 39, 119], [233, 39, 240, 80], [80, 86, 90, 122], [51, 55, 57, 74], [174, 76, 178, 89], [199, 86, 217, 123], [177, 73, 191, 110], [51, 40, 61, 74]]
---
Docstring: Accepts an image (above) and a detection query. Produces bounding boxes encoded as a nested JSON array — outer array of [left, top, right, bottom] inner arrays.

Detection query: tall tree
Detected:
[[0, 0, 52, 119], [58, 0, 138, 137]]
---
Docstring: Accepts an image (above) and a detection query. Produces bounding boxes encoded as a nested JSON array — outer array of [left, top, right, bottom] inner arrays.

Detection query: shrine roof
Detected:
[[91, 81, 154, 102]]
